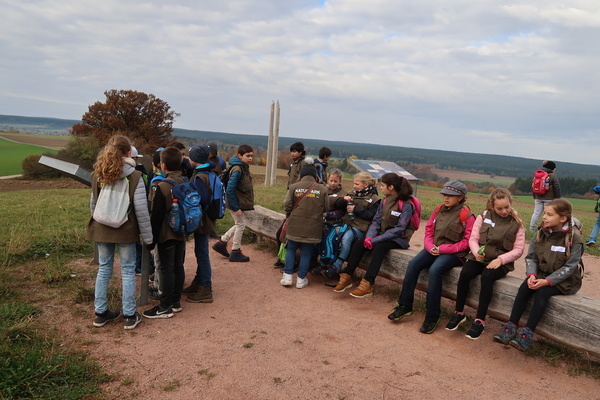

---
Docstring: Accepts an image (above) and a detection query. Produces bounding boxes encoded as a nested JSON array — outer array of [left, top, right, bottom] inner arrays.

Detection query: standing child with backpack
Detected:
[[86, 135, 152, 330], [585, 185, 600, 247], [529, 160, 561, 232], [445, 188, 525, 339], [212, 144, 255, 262], [494, 199, 583, 351], [143, 147, 187, 319], [388, 180, 475, 334], [287, 141, 306, 188], [334, 173, 418, 298]]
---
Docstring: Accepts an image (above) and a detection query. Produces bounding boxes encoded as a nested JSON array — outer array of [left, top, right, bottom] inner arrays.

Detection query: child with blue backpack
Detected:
[[585, 186, 600, 247], [333, 173, 416, 298], [143, 146, 187, 319]]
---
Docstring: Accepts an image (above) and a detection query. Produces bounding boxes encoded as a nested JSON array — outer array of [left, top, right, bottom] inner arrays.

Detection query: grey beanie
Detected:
[[189, 144, 210, 164]]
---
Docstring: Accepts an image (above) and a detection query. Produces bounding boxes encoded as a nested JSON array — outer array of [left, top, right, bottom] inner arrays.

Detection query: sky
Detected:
[[1, 0, 599, 165]]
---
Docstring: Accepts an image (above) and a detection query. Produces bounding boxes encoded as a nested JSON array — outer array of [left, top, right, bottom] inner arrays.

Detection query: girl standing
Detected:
[[445, 188, 525, 339], [334, 173, 416, 298], [494, 199, 583, 351], [86, 135, 153, 330]]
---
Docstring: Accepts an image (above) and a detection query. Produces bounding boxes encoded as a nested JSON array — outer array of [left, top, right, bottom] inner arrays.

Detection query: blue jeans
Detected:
[[397, 249, 461, 322], [529, 199, 551, 231], [284, 240, 315, 279], [95, 242, 137, 317], [193, 232, 212, 288], [332, 227, 364, 269], [588, 214, 600, 242]]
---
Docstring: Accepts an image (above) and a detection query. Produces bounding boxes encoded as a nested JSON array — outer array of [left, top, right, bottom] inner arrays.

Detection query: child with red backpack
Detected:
[[333, 173, 418, 298], [529, 160, 561, 232], [388, 180, 475, 334]]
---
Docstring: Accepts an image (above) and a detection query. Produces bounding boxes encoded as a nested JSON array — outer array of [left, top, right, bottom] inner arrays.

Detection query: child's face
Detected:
[[542, 205, 568, 230], [442, 194, 462, 207], [322, 155, 331, 162], [492, 198, 512, 218], [327, 175, 341, 190], [239, 152, 253, 165], [290, 150, 301, 160], [353, 179, 369, 192], [379, 182, 394, 196]]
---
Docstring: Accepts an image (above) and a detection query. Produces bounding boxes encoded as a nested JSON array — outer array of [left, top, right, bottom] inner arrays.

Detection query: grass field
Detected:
[[430, 168, 515, 186], [0, 136, 59, 175]]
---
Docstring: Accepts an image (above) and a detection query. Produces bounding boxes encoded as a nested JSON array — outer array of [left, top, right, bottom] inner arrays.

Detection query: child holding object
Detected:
[[388, 180, 475, 334], [445, 188, 525, 339], [493, 199, 583, 351], [333, 173, 416, 298]]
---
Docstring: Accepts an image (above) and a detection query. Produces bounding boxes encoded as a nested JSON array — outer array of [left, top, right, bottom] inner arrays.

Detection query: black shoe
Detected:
[[274, 259, 285, 268], [387, 304, 413, 321], [420, 318, 440, 334], [148, 286, 161, 300], [93, 309, 120, 327], [321, 266, 339, 280], [123, 312, 142, 330], [172, 302, 182, 313], [445, 312, 467, 331], [466, 320, 485, 340], [142, 305, 174, 319]]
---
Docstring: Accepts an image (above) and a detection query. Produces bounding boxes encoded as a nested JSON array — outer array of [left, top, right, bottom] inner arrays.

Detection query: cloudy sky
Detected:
[[1, 0, 599, 165]]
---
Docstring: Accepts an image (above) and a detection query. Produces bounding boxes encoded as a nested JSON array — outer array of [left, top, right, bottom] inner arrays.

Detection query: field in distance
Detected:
[[431, 168, 515, 186]]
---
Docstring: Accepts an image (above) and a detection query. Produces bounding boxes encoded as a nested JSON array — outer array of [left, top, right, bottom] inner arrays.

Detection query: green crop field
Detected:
[[0, 136, 58, 176]]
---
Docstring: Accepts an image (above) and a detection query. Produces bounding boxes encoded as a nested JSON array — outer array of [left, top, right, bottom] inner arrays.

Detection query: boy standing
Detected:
[[212, 144, 255, 262], [143, 147, 186, 318], [314, 146, 332, 183], [287, 141, 306, 188], [529, 160, 561, 232]]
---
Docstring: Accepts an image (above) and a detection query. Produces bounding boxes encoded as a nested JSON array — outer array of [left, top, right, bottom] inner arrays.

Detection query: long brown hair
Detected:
[[537, 199, 575, 256], [93, 135, 131, 184], [486, 188, 523, 228]]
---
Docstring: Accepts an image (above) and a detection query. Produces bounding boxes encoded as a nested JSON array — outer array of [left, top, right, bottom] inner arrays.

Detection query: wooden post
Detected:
[[270, 101, 280, 186], [265, 101, 275, 186]]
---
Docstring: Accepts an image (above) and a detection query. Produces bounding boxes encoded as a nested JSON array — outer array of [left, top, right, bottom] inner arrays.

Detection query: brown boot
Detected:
[[186, 287, 213, 303], [349, 279, 373, 298], [333, 273, 353, 292], [182, 281, 200, 294]]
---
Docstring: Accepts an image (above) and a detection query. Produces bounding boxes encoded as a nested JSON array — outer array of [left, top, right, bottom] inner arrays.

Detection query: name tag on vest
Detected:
[[551, 245, 566, 252], [483, 218, 495, 227], [391, 210, 401, 217]]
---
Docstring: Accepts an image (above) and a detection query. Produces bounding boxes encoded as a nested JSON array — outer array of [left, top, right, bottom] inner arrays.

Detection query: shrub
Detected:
[[21, 154, 64, 179]]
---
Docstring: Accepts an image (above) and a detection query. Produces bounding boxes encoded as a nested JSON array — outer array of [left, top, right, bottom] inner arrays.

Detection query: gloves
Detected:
[[363, 237, 373, 249]]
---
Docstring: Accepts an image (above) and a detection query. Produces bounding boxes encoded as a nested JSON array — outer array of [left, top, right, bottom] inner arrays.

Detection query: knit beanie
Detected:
[[207, 142, 218, 155], [299, 157, 317, 179], [543, 160, 556, 170], [189, 144, 210, 164]]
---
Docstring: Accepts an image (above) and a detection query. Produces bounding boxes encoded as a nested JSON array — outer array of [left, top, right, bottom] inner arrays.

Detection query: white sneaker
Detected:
[[296, 277, 309, 289], [280, 273, 293, 286]]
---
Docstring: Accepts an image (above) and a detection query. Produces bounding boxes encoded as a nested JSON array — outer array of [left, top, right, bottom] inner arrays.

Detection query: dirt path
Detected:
[[49, 237, 600, 400]]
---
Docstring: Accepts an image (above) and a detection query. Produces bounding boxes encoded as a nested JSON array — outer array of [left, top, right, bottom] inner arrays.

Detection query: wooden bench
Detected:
[[245, 205, 600, 358]]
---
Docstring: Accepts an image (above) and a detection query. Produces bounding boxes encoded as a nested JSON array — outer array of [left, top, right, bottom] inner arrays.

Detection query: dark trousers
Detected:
[[342, 240, 403, 284], [193, 232, 212, 288], [455, 260, 507, 320], [157, 239, 186, 309], [509, 279, 562, 331]]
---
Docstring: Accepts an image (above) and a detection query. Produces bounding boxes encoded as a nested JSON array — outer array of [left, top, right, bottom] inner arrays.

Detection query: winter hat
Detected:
[[189, 144, 210, 164], [440, 180, 468, 196], [207, 142, 218, 155], [131, 146, 142, 158], [543, 160, 556, 170], [299, 157, 317, 179]]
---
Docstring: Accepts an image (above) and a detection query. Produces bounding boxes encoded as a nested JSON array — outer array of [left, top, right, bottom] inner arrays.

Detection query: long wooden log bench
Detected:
[[245, 205, 600, 358]]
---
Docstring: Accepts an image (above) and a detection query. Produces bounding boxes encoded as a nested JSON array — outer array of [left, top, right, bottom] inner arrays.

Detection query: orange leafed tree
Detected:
[[72, 89, 180, 153]]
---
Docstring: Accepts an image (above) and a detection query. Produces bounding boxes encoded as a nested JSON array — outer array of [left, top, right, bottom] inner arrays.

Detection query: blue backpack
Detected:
[[164, 177, 203, 236], [320, 223, 353, 265], [199, 171, 226, 220]]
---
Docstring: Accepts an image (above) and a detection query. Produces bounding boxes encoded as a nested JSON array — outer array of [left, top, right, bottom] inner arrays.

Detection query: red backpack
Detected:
[[386, 196, 422, 230], [531, 169, 551, 195]]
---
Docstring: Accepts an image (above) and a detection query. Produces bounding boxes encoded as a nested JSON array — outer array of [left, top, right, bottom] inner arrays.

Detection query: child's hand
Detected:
[[430, 246, 439, 256], [343, 195, 352, 202], [486, 259, 502, 269], [527, 275, 537, 288], [363, 237, 373, 249], [347, 204, 355, 213], [529, 278, 549, 290], [234, 209, 243, 217], [474, 253, 485, 262]]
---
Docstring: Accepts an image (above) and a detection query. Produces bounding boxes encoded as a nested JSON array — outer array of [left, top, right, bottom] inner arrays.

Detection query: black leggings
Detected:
[[455, 260, 507, 320], [509, 279, 562, 331], [342, 240, 403, 284]]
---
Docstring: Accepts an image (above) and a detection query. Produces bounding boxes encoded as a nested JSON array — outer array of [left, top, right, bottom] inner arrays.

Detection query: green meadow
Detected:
[[0, 136, 58, 175]]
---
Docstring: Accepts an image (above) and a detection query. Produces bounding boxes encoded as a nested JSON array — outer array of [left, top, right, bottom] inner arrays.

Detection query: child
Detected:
[[280, 159, 329, 288], [212, 144, 255, 262], [445, 188, 525, 339], [207, 141, 227, 175], [334, 173, 416, 298], [321, 172, 380, 279], [585, 186, 600, 246], [287, 141, 306, 188], [131, 145, 148, 275], [143, 147, 186, 319], [86, 135, 152, 330], [184, 144, 218, 303], [494, 199, 584, 351], [323, 168, 345, 224], [529, 160, 561, 232], [314, 146, 332, 183], [388, 180, 474, 334]]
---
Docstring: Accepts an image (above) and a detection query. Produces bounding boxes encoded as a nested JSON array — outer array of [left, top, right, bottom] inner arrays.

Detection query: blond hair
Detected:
[[328, 168, 343, 180], [353, 171, 375, 186], [93, 135, 131, 184], [486, 188, 523, 228]]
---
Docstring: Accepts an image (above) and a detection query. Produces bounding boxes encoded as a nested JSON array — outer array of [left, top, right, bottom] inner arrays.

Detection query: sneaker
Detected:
[[135, 267, 142, 276], [229, 249, 250, 262], [349, 279, 372, 298], [419, 318, 440, 334], [142, 305, 174, 319], [296, 277, 309, 289], [333, 273, 353, 292], [123, 312, 142, 330], [274, 259, 285, 268], [182, 281, 200, 294], [186, 287, 213, 303], [445, 312, 467, 331], [172, 302, 182, 313], [212, 240, 230, 258], [509, 327, 534, 351], [321, 266, 339, 280], [148, 286, 161, 300], [493, 321, 517, 345], [465, 320, 485, 340], [280, 273, 293, 286], [387, 303, 413, 321], [93, 309, 120, 327], [586, 240, 596, 246]]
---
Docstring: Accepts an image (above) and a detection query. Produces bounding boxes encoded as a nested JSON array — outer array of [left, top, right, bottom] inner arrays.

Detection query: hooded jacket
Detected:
[[226, 155, 254, 211]]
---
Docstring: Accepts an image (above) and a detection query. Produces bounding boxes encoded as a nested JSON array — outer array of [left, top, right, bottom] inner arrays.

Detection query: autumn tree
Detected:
[[72, 89, 180, 153]]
